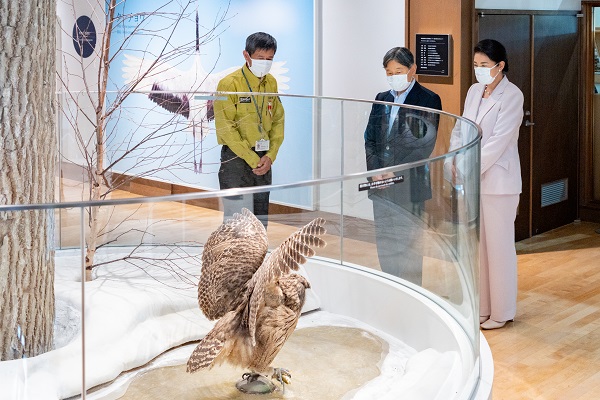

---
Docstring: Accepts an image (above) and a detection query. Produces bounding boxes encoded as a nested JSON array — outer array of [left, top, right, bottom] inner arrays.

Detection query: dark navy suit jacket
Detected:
[[364, 81, 442, 204]]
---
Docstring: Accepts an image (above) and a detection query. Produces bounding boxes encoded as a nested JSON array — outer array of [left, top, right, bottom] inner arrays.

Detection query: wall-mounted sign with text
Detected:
[[72, 15, 97, 58], [415, 34, 451, 77]]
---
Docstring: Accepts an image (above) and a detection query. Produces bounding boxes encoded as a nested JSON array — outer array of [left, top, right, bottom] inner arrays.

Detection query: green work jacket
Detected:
[[214, 64, 285, 168]]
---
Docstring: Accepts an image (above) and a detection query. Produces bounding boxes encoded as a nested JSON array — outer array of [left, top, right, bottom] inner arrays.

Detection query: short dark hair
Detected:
[[245, 32, 277, 56], [474, 39, 509, 72], [382, 47, 414, 68]]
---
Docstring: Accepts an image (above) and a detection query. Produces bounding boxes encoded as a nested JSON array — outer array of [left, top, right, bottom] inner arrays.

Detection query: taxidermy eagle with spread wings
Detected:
[[121, 11, 289, 173], [187, 209, 326, 393]]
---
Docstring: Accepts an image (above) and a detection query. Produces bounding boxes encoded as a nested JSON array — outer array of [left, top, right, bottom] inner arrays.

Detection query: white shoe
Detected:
[[480, 316, 490, 324], [480, 319, 511, 330]]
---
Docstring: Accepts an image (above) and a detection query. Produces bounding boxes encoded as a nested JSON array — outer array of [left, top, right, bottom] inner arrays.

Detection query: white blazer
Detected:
[[450, 76, 524, 195]]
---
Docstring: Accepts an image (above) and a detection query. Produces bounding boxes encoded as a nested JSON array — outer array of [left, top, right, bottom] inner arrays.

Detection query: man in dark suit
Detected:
[[364, 47, 442, 285]]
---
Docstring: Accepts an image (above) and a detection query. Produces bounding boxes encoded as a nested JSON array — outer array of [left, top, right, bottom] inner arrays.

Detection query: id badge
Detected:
[[255, 139, 270, 151]]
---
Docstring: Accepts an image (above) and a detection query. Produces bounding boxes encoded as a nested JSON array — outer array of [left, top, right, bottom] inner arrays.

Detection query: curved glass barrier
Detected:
[[0, 92, 482, 399]]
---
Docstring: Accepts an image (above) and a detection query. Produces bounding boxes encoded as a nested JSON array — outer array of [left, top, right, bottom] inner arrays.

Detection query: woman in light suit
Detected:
[[449, 39, 524, 329]]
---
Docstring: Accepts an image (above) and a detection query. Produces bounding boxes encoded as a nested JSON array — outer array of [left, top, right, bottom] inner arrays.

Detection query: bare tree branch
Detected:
[[57, 1, 232, 280]]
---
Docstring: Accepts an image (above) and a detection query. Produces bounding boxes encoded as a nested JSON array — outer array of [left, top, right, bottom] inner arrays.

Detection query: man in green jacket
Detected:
[[214, 32, 284, 228]]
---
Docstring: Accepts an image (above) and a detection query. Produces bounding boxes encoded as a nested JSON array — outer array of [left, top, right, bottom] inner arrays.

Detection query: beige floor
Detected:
[[487, 221, 600, 400]]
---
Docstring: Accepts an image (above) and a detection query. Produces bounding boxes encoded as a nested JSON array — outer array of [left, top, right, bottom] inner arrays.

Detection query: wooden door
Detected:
[[477, 11, 580, 239]]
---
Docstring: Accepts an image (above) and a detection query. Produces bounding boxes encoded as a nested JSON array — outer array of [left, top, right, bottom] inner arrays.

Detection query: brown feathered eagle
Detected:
[[187, 208, 326, 392]]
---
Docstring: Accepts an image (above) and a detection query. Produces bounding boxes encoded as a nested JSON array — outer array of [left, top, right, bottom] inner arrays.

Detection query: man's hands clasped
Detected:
[[253, 155, 272, 175]]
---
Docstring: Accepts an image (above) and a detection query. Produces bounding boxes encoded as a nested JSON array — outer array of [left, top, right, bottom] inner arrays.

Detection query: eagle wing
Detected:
[[186, 310, 236, 373], [247, 217, 326, 345], [198, 209, 269, 320], [121, 53, 185, 92]]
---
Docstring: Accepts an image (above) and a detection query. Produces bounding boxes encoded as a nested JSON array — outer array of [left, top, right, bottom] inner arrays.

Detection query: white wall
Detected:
[[318, 0, 406, 219], [320, 0, 405, 100], [475, 0, 581, 10], [56, 1, 105, 166]]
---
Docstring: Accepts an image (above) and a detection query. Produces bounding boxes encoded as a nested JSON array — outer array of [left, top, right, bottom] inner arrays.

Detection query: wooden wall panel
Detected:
[[407, 0, 474, 116]]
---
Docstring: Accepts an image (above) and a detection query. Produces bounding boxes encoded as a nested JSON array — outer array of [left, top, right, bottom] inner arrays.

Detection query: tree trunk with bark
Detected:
[[83, 0, 115, 281], [0, 0, 57, 360]]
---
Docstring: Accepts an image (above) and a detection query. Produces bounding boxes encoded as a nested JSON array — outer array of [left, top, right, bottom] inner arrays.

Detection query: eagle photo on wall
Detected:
[[187, 209, 326, 393]]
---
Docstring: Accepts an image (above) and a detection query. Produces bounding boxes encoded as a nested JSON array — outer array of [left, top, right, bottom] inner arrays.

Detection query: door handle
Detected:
[[525, 120, 535, 127]]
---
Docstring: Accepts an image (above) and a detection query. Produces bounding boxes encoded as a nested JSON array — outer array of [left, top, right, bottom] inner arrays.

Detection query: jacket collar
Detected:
[[472, 76, 509, 124], [405, 81, 423, 105]]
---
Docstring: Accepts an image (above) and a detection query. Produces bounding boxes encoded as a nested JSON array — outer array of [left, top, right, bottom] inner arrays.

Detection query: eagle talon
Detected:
[[272, 368, 292, 385]]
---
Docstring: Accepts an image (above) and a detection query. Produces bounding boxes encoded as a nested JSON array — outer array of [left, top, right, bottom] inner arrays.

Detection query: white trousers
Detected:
[[480, 194, 519, 321]]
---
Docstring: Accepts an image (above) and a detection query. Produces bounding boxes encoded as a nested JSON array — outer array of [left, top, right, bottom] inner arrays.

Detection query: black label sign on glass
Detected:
[[358, 175, 404, 191], [415, 34, 451, 77], [73, 16, 97, 58]]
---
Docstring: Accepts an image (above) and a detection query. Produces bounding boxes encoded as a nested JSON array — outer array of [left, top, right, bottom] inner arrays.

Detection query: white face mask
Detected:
[[249, 58, 273, 78], [387, 74, 411, 92], [474, 63, 500, 85]]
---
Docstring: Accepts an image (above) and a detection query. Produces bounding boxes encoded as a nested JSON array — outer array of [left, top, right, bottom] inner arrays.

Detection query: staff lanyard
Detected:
[[242, 68, 267, 137]]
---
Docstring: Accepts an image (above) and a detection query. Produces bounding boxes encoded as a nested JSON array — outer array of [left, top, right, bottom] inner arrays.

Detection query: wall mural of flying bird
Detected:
[[121, 11, 290, 173], [187, 208, 326, 394]]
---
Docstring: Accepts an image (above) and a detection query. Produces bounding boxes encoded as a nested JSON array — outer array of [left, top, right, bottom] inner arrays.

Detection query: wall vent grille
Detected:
[[541, 178, 568, 207]]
